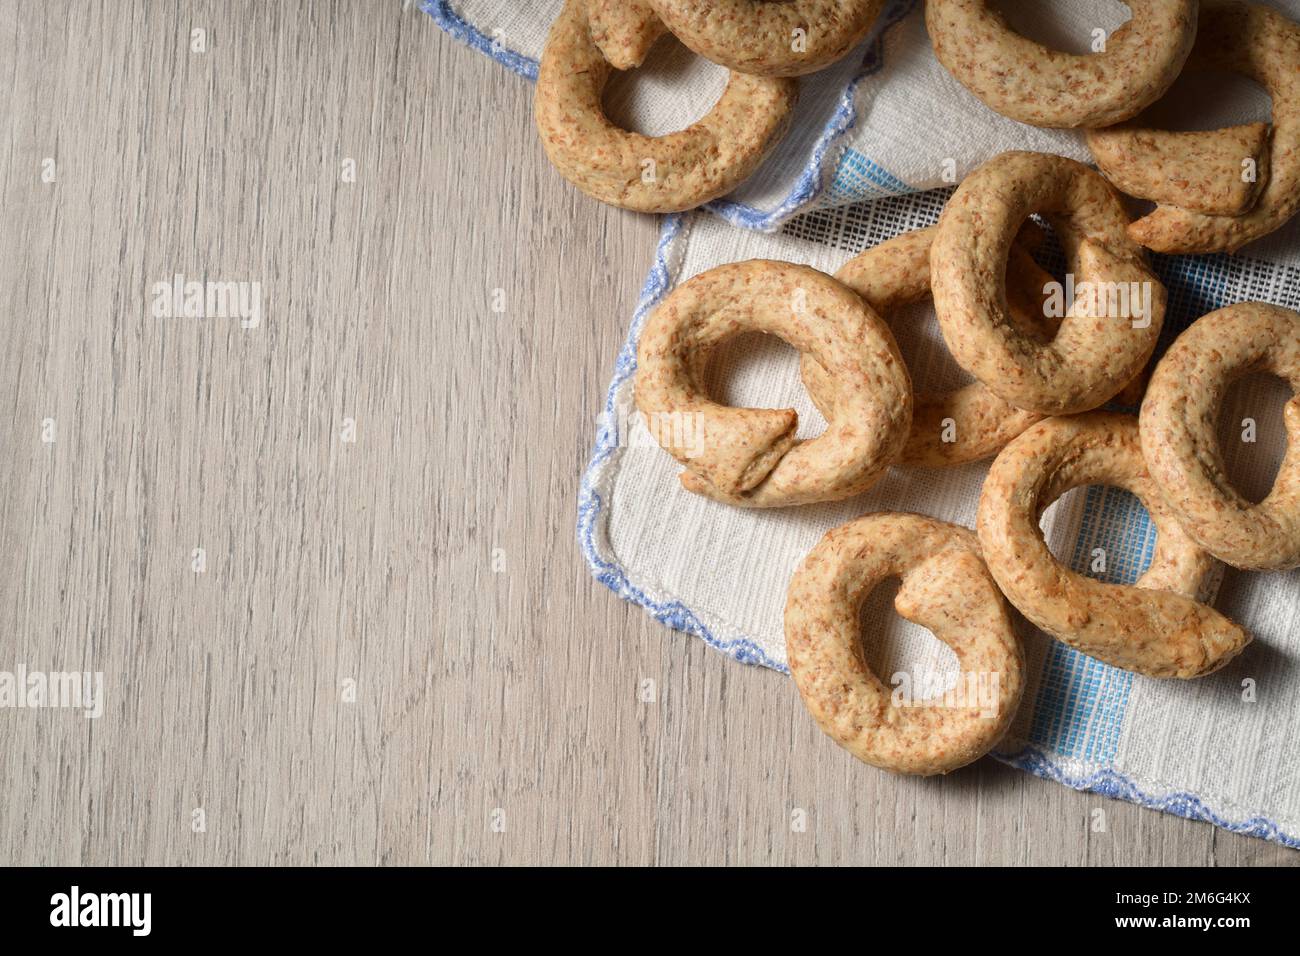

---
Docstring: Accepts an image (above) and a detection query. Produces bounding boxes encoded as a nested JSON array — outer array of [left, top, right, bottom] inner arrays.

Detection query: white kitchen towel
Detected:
[[428, 0, 1288, 240], [579, 198, 1300, 848], [430, 0, 1300, 845]]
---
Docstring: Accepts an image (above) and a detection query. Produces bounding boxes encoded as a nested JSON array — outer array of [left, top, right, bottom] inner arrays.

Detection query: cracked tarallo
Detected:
[[635, 259, 912, 507], [1140, 302, 1300, 570], [785, 513, 1024, 775], [648, 0, 886, 76], [977, 413, 1250, 678], [1087, 0, 1300, 254], [926, 0, 1197, 128], [534, 0, 797, 212], [930, 151, 1165, 416]]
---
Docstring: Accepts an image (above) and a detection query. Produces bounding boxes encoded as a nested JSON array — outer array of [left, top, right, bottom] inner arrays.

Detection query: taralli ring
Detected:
[[647, 0, 886, 76], [535, 0, 798, 212], [635, 260, 912, 508], [785, 513, 1024, 775], [1140, 302, 1300, 570], [1087, 1, 1300, 254], [931, 151, 1166, 416], [926, 0, 1197, 129], [800, 226, 1054, 467], [978, 413, 1250, 679]]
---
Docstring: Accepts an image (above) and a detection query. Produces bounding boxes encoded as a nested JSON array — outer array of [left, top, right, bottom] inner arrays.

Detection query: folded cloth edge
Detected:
[[577, 212, 1300, 851], [427, 0, 1300, 853], [422, 0, 922, 232]]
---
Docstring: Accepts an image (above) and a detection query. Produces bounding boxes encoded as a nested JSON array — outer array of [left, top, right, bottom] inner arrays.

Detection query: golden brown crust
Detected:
[[636, 260, 913, 508], [977, 413, 1250, 678], [785, 513, 1024, 775], [1090, 1, 1300, 253], [1088, 122, 1271, 217], [931, 151, 1165, 416], [799, 226, 1047, 467], [586, 0, 667, 70], [1140, 302, 1300, 570], [648, 0, 886, 77], [534, 0, 798, 213], [926, 0, 1197, 129]]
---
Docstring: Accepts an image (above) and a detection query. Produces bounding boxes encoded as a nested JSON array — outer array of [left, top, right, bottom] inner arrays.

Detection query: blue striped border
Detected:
[[425, 0, 1300, 854], [824, 148, 912, 204], [575, 210, 1300, 851], [1028, 485, 1156, 763]]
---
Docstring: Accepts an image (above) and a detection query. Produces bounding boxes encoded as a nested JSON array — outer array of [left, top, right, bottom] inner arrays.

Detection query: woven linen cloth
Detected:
[[429, 0, 1300, 846]]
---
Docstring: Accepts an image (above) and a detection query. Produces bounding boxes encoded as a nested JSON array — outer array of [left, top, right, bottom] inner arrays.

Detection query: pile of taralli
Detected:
[[535, 1, 1300, 776]]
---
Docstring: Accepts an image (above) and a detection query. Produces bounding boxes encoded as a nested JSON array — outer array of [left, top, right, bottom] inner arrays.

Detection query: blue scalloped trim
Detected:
[[706, 0, 917, 231], [997, 745, 1300, 849], [422, 0, 918, 230], [429, 0, 1300, 855], [576, 215, 787, 672], [575, 216, 1300, 851], [422, 0, 539, 80]]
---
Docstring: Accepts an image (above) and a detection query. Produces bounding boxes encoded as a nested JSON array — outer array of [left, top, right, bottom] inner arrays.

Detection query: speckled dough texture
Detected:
[[800, 226, 1052, 467], [978, 413, 1249, 679], [648, 0, 886, 76], [587, 0, 667, 69], [534, 0, 797, 213], [1088, 1, 1300, 254], [785, 513, 1024, 775], [926, 0, 1197, 128], [1140, 302, 1300, 570], [1088, 122, 1271, 218], [931, 151, 1165, 416], [635, 259, 913, 508]]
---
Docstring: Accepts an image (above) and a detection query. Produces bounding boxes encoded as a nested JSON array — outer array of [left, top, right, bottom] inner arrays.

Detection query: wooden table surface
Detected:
[[0, 0, 1294, 866]]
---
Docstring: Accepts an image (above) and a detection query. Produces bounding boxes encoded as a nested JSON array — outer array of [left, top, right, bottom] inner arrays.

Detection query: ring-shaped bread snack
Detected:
[[800, 226, 1055, 467], [647, 0, 886, 77], [535, 0, 798, 213], [785, 513, 1024, 775], [978, 413, 1250, 678], [635, 260, 912, 508], [931, 151, 1166, 416], [1140, 302, 1300, 570], [1087, 1, 1300, 254], [926, 0, 1197, 128]]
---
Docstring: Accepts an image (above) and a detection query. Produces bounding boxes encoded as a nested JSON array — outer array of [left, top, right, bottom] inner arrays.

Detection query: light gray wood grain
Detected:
[[0, 0, 1293, 865]]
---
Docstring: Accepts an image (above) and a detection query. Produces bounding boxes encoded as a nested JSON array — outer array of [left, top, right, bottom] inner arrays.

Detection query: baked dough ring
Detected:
[[800, 226, 1055, 468], [785, 513, 1024, 775], [535, 0, 798, 213], [978, 413, 1249, 679], [1087, 1, 1300, 254], [636, 260, 912, 508], [647, 0, 886, 77], [1140, 302, 1300, 570], [926, 0, 1197, 128], [931, 151, 1165, 416]]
